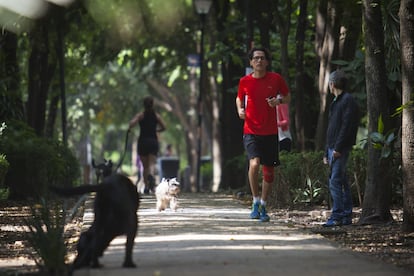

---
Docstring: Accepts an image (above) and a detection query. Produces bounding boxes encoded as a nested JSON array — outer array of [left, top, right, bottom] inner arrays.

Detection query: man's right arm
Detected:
[[235, 97, 245, 119]]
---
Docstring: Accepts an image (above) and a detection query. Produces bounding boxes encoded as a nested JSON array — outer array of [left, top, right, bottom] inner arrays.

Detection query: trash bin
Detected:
[[157, 157, 180, 180]]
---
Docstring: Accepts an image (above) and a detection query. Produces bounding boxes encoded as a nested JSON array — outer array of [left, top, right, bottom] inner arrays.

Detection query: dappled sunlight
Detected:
[[71, 193, 406, 276], [83, 0, 190, 44], [0, 0, 76, 33], [120, 194, 336, 254]]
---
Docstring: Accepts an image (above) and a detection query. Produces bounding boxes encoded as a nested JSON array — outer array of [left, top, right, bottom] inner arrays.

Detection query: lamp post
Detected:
[[193, 0, 212, 192]]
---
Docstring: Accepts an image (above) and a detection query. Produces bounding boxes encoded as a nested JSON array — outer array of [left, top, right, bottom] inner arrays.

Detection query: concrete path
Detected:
[[74, 193, 410, 276]]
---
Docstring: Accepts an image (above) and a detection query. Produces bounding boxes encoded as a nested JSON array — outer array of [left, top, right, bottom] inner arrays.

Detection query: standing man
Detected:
[[323, 70, 359, 227], [236, 47, 290, 222]]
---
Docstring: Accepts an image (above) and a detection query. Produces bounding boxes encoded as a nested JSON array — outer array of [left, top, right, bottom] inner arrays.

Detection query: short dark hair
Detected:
[[248, 47, 271, 61], [329, 70, 347, 90]]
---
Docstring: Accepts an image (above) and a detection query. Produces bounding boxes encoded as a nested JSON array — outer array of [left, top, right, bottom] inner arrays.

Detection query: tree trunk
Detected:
[[0, 31, 24, 121], [314, 0, 342, 150], [272, 0, 292, 79], [339, 2, 362, 61], [220, 57, 245, 190], [27, 22, 55, 137], [207, 16, 223, 192], [55, 10, 68, 145], [360, 0, 393, 225], [399, 0, 414, 232], [257, 0, 271, 50], [294, 0, 308, 152], [45, 87, 59, 138]]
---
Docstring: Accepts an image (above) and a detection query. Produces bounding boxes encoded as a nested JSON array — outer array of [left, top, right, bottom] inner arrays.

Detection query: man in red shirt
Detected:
[[236, 47, 290, 222]]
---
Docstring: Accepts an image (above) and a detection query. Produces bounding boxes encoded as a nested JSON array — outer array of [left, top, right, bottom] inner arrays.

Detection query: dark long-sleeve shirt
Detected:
[[325, 92, 359, 154]]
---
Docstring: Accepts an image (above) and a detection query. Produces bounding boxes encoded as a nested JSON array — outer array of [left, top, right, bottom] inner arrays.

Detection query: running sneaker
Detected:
[[323, 218, 342, 227], [250, 202, 260, 219], [260, 205, 270, 222]]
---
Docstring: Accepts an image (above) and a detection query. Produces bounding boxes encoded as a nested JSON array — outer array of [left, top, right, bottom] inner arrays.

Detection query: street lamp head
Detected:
[[194, 0, 212, 15]]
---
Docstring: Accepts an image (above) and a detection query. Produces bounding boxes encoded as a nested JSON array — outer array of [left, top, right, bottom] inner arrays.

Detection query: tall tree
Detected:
[[218, 1, 246, 190], [0, 31, 24, 121], [399, 0, 414, 232], [27, 20, 56, 137], [272, 0, 292, 79], [294, 0, 308, 151], [360, 0, 393, 224], [314, 0, 342, 150]]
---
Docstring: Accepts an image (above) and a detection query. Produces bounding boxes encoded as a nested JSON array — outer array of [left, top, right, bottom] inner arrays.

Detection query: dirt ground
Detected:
[[0, 197, 413, 275], [271, 206, 414, 272], [0, 199, 83, 275]]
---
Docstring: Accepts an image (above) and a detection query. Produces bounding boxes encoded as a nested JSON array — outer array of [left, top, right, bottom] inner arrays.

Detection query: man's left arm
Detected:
[[335, 97, 358, 153]]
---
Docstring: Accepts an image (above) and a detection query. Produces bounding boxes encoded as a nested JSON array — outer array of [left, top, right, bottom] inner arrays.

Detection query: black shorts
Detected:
[[243, 134, 280, 167], [138, 137, 159, 156]]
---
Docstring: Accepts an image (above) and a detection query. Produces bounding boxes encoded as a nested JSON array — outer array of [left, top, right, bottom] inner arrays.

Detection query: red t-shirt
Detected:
[[237, 72, 289, 135]]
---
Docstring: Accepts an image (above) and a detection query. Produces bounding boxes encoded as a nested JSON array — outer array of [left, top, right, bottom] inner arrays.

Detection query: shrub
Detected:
[[0, 120, 80, 199], [0, 154, 9, 187], [0, 122, 9, 189], [24, 199, 69, 275], [272, 150, 359, 208], [277, 151, 329, 206]]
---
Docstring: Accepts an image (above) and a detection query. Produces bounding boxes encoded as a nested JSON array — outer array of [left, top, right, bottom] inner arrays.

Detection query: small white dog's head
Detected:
[[161, 177, 180, 196]]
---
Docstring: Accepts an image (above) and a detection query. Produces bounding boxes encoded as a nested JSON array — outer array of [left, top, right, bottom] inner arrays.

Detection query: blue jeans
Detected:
[[328, 148, 353, 221]]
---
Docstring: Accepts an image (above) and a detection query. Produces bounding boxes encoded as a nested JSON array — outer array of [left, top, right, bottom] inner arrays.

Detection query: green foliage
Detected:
[[24, 199, 69, 275], [0, 188, 9, 200], [369, 114, 396, 159], [201, 159, 213, 189], [278, 151, 329, 204], [0, 120, 80, 199], [392, 100, 414, 117], [0, 154, 9, 187], [270, 148, 402, 208], [0, 122, 9, 188]]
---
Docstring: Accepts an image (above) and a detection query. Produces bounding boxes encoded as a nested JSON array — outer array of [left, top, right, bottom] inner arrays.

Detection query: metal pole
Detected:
[[195, 13, 206, 192]]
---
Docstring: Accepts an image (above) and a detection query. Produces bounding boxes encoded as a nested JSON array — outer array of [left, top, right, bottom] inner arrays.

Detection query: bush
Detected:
[[24, 199, 69, 275], [269, 147, 401, 209], [275, 151, 329, 206], [0, 120, 80, 199], [0, 154, 9, 187], [347, 147, 367, 206], [271, 150, 359, 208], [0, 122, 9, 188]]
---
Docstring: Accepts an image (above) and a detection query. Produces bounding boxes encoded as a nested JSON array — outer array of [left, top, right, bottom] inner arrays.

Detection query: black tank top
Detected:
[[139, 111, 157, 139]]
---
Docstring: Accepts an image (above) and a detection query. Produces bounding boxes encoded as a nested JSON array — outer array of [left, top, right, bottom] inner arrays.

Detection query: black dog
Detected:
[[91, 159, 113, 183], [51, 173, 139, 271]]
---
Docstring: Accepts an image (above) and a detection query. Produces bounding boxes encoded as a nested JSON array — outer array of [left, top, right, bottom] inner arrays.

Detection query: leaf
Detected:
[[377, 114, 384, 134], [385, 132, 396, 145], [373, 143, 382, 150], [370, 132, 384, 143], [382, 147, 391, 159], [331, 59, 349, 66]]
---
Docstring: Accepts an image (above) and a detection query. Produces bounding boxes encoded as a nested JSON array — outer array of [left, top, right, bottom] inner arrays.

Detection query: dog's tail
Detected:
[[50, 184, 103, 197]]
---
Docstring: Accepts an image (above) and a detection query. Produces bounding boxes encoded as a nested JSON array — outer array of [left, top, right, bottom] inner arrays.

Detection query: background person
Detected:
[[323, 70, 359, 227], [236, 47, 290, 222], [164, 144, 173, 157], [129, 96, 166, 194]]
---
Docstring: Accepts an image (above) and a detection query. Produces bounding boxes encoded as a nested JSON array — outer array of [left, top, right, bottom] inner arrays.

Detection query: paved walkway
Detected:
[[74, 193, 410, 276]]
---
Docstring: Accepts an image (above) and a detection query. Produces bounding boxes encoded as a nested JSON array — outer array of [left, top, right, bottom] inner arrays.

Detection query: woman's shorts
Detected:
[[138, 138, 159, 156], [243, 134, 280, 167]]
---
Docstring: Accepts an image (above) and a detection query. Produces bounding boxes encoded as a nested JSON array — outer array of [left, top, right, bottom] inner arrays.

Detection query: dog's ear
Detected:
[[92, 159, 97, 168]]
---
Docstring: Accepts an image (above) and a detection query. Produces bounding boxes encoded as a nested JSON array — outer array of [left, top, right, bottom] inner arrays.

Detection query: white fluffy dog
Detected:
[[155, 178, 181, 211]]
